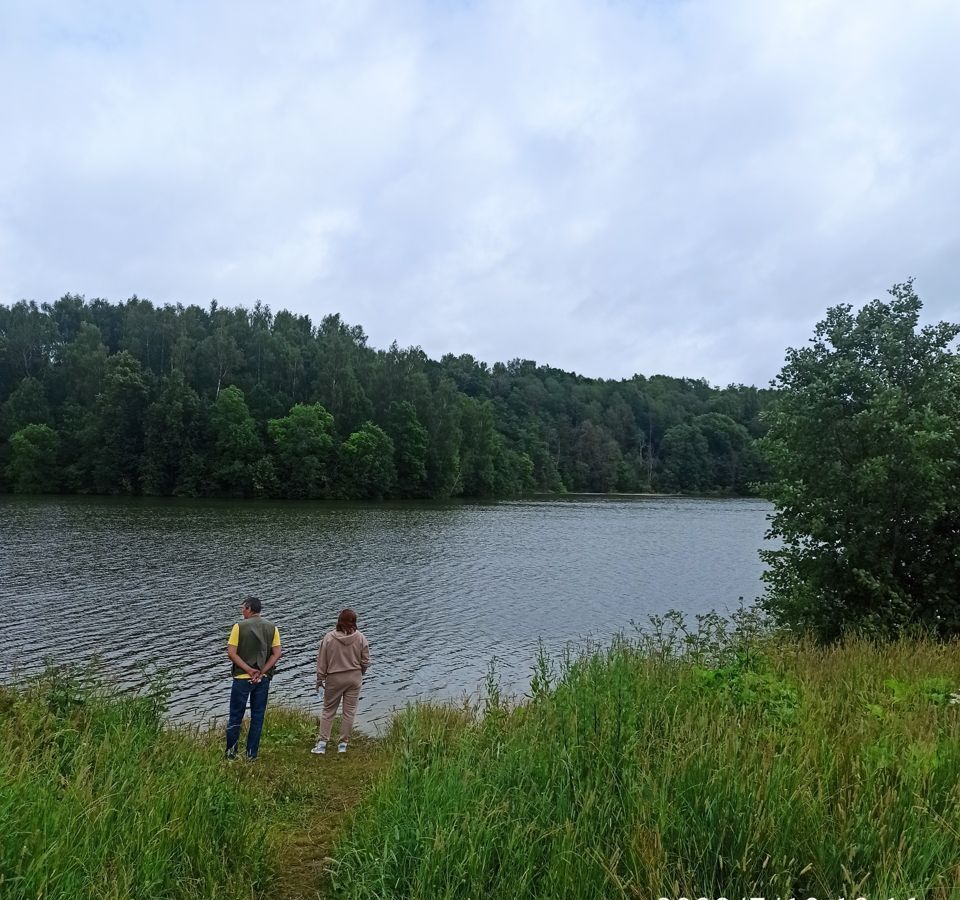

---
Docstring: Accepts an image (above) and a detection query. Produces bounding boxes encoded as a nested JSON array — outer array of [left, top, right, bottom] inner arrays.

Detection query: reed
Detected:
[[329, 613, 960, 898]]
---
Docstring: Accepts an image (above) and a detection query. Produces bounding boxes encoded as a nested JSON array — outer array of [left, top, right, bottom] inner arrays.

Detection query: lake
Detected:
[[1, 495, 771, 729]]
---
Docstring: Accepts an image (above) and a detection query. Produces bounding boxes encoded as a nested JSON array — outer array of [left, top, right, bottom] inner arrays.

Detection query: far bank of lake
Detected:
[[2, 495, 771, 726]]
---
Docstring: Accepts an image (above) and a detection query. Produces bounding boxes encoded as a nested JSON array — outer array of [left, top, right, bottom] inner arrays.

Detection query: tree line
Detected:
[[0, 294, 770, 498]]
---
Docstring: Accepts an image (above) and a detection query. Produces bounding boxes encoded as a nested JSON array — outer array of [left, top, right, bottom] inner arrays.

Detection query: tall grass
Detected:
[[0, 670, 268, 900], [330, 612, 960, 898]]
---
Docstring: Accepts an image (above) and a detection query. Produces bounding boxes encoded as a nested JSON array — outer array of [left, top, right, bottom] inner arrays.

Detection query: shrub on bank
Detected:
[[0, 671, 267, 900], [329, 614, 960, 898]]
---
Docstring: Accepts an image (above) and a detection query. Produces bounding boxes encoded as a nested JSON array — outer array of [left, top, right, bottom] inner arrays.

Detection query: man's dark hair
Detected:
[[243, 596, 262, 614]]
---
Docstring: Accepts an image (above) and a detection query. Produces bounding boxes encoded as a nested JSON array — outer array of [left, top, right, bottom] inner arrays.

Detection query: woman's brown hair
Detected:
[[336, 608, 358, 634]]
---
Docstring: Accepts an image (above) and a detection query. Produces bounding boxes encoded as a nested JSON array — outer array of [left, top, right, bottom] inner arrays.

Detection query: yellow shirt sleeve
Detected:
[[228, 623, 239, 646], [272, 627, 281, 647]]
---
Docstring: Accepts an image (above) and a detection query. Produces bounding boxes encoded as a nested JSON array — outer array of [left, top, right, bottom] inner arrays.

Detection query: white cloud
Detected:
[[1, 0, 958, 385]]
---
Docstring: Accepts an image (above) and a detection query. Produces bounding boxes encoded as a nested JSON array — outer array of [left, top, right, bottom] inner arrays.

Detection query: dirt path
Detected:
[[238, 714, 389, 900]]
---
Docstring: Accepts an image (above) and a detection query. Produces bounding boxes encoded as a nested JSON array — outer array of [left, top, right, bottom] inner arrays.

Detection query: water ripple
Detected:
[[1, 496, 772, 730]]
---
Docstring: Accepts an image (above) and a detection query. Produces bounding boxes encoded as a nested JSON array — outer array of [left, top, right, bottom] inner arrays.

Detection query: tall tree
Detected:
[[423, 377, 462, 498], [339, 422, 396, 500], [658, 424, 711, 492], [201, 311, 244, 399], [43, 293, 86, 344], [571, 420, 622, 492], [61, 323, 109, 406], [209, 385, 260, 496], [7, 424, 60, 493], [459, 398, 497, 496], [691, 412, 757, 492], [1, 300, 58, 379], [0, 376, 51, 437], [93, 351, 148, 494], [386, 401, 428, 497], [268, 402, 336, 499], [142, 373, 206, 496], [313, 313, 372, 435], [760, 281, 960, 640]]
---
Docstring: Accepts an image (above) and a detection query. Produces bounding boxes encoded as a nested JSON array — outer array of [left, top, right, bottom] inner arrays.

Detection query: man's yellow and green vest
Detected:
[[228, 617, 281, 679]]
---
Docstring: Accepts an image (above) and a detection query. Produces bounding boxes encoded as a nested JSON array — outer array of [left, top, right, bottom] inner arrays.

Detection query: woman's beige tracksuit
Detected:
[[316, 628, 370, 742]]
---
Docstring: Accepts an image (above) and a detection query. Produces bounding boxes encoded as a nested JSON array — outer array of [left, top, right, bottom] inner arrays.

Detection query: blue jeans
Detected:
[[225, 676, 271, 759]]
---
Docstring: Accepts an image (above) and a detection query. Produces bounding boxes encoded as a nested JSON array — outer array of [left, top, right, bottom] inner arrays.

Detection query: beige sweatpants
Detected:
[[319, 670, 363, 742]]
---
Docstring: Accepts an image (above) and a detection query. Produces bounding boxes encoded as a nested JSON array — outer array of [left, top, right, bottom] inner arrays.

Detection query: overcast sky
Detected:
[[1, 1, 958, 386]]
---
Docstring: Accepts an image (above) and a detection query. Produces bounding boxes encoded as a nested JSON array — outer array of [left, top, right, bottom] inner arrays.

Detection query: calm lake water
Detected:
[[2, 495, 771, 729]]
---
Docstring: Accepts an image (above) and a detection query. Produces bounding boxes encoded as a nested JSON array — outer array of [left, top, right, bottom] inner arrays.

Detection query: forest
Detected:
[[0, 295, 770, 499]]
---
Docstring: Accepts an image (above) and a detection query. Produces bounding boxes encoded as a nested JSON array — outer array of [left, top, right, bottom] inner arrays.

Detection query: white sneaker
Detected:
[[337, 742, 348, 754], [311, 741, 327, 755]]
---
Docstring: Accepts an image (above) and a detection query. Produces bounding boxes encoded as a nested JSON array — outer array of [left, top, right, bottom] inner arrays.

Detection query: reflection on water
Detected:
[[2, 495, 771, 729]]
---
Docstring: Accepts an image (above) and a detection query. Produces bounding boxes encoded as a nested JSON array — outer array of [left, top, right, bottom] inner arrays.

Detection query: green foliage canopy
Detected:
[[7, 424, 60, 493], [759, 281, 960, 640], [339, 422, 396, 500], [209, 386, 260, 496], [268, 402, 336, 499], [0, 293, 772, 499]]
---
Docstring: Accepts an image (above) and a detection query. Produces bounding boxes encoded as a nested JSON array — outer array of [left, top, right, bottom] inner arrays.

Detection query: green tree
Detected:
[[423, 378, 462, 498], [386, 401, 428, 497], [7, 424, 60, 493], [459, 398, 498, 496], [141, 373, 205, 496], [691, 412, 760, 492], [0, 294, 773, 501], [658, 424, 710, 492], [61, 323, 108, 406], [339, 422, 396, 499], [267, 402, 336, 498], [571, 420, 622, 492], [93, 352, 148, 493], [58, 402, 99, 492], [759, 281, 960, 640], [313, 314, 372, 435], [202, 327, 243, 399], [1, 300, 58, 378], [210, 385, 260, 496], [43, 293, 86, 344], [520, 421, 564, 492], [492, 441, 535, 496], [1, 376, 51, 438]]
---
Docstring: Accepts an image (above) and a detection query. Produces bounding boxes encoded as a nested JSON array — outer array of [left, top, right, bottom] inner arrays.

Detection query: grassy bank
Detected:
[[0, 671, 382, 900], [0, 670, 267, 899], [9, 620, 960, 898], [329, 615, 960, 898]]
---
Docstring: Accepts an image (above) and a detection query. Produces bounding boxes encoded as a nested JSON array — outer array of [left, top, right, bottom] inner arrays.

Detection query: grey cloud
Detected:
[[1, 0, 958, 386]]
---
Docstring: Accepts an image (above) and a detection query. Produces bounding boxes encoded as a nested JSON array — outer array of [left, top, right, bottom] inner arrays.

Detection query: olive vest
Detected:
[[232, 616, 278, 678]]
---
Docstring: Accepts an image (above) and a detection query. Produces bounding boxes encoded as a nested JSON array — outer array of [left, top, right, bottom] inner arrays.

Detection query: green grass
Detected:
[[11, 617, 960, 899], [328, 613, 960, 898], [0, 670, 385, 900], [241, 708, 387, 900], [0, 670, 268, 899]]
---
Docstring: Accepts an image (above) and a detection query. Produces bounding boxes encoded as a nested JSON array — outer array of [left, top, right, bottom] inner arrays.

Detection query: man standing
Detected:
[[225, 596, 282, 760]]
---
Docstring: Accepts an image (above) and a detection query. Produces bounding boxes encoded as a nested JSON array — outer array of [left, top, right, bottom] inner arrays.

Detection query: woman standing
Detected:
[[312, 608, 370, 755]]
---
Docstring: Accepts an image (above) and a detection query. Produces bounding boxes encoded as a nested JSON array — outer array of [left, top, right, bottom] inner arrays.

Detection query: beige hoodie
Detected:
[[316, 628, 370, 680]]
